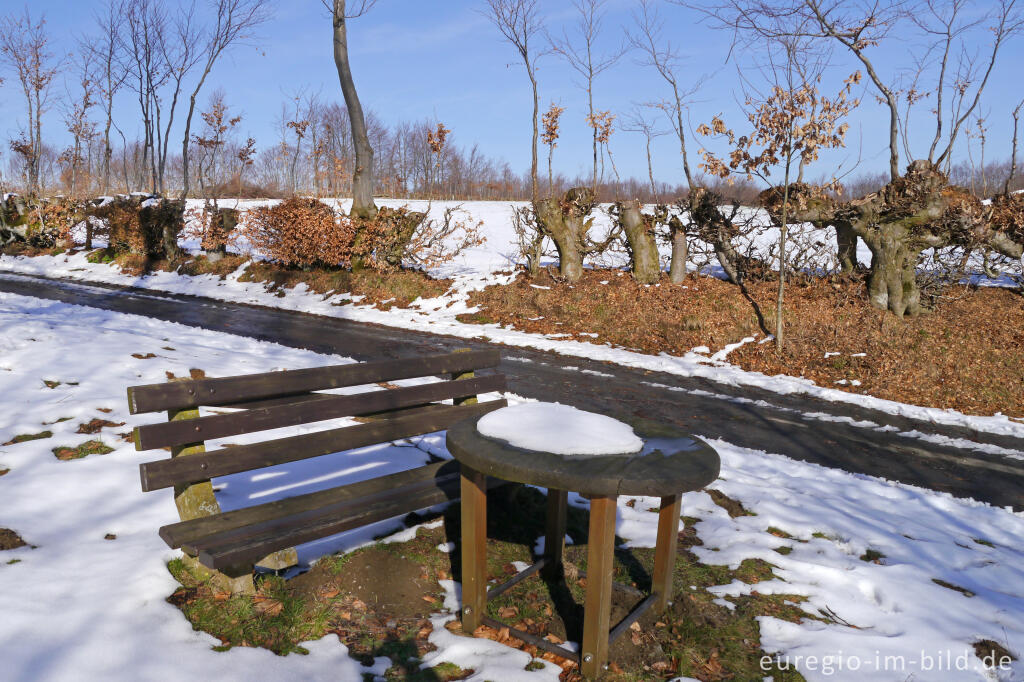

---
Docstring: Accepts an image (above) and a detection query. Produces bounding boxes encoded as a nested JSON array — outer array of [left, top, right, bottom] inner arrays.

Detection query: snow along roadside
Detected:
[[2, 250, 1023, 442]]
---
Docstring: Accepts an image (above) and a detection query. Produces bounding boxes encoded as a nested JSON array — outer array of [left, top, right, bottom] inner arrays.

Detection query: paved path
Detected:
[[2, 270, 1022, 509]]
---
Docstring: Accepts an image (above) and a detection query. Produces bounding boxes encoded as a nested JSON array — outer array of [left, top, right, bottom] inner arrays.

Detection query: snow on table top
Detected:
[[476, 402, 643, 455]]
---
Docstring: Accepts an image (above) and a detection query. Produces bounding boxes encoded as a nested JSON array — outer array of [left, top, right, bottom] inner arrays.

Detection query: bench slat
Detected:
[[133, 374, 505, 451], [182, 468, 462, 557], [127, 349, 500, 414], [140, 400, 506, 491], [196, 474, 508, 570], [161, 460, 462, 549]]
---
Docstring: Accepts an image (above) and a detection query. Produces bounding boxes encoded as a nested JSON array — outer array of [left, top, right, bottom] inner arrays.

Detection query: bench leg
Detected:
[[581, 495, 617, 679], [460, 465, 488, 634], [652, 494, 681, 612], [542, 488, 568, 581]]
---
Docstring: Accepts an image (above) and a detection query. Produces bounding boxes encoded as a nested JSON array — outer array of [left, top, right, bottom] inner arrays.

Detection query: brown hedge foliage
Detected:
[[90, 197, 183, 257], [246, 197, 357, 268]]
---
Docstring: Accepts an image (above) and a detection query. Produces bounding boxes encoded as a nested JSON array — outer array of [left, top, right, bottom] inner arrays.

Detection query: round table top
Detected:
[[446, 413, 720, 497]]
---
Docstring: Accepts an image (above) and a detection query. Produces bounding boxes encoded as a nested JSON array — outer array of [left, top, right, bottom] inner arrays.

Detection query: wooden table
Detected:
[[446, 414, 720, 678]]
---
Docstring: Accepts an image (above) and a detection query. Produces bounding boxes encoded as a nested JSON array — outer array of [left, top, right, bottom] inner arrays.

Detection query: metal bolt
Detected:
[[194, 426, 200, 432], [582, 654, 593, 663], [463, 606, 472, 614], [200, 463, 207, 470]]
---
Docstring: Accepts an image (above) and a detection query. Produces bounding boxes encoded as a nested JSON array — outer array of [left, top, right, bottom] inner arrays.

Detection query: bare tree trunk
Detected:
[[333, 1, 376, 219], [528, 69, 539, 203], [616, 200, 661, 284], [776, 159, 791, 350], [534, 187, 596, 281], [835, 223, 859, 273], [667, 215, 688, 284]]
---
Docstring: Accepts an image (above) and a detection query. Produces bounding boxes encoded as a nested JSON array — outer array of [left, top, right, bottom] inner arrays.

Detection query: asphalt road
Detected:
[[2, 270, 1022, 510]]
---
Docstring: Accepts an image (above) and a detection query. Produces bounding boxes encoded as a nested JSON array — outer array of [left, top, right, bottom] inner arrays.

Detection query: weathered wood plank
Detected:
[[127, 349, 500, 414], [460, 466, 489, 633], [140, 400, 506, 491], [651, 494, 681, 611], [183, 470, 462, 557], [160, 460, 459, 549], [197, 475, 502, 570], [134, 374, 505, 451], [581, 495, 617, 678]]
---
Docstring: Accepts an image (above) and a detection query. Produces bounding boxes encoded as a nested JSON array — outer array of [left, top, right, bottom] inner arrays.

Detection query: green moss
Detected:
[[5, 430, 52, 444]]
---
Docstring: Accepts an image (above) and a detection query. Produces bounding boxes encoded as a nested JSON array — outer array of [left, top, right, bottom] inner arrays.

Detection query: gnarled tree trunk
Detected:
[[533, 187, 596, 282], [615, 200, 661, 284], [835, 222, 859, 274], [858, 224, 931, 318]]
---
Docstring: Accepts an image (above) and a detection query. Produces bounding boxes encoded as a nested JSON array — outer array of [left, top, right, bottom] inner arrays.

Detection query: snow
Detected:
[[476, 402, 643, 456], [1, 292, 1022, 680], [3, 197, 1022, 442]]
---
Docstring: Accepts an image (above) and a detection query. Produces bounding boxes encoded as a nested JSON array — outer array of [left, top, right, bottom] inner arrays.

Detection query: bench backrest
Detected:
[[130, 349, 507, 493]]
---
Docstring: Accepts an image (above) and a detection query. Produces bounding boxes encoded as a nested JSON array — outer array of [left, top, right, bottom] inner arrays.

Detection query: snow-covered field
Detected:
[[1, 292, 1022, 681], [2, 197, 1023, 441]]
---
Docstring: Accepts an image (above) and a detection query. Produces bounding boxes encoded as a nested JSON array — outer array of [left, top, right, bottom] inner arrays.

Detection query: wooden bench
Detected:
[[128, 349, 506, 593]]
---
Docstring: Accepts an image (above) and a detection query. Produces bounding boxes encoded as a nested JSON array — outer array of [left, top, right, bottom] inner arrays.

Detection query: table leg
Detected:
[[542, 488, 568, 581], [581, 495, 617, 679], [652, 494, 682, 612], [460, 465, 488, 633]]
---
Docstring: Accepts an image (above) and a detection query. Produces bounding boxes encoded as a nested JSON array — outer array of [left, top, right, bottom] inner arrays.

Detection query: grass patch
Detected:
[[972, 537, 996, 548], [238, 261, 451, 310], [3, 430, 52, 446], [177, 254, 248, 277], [76, 419, 125, 435], [707, 489, 756, 518], [51, 440, 114, 461], [973, 639, 1016, 665], [931, 578, 975, 597], [859, 549, 886, 564], [0, 528, 27, 550]]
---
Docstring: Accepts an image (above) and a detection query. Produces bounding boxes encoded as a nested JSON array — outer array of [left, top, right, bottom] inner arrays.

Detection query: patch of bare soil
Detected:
[[291, 547, 437, 621], [463, 269, 1024, 417], [0, 527, 26, 550]]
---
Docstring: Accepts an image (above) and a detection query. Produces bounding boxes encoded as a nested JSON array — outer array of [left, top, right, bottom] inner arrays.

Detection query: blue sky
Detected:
[[3, 0, 1024, 187]]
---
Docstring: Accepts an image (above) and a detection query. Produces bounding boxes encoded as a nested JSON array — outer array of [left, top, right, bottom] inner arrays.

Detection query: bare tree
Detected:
[[550, 0, 625, 193], [0, 8, 62, 195], [180, 0, 271, 200], [913, 0, 1023, 170], [629, 0, 704, 283], [156, 4, 202, 195], [121, 0, 171, 193], [1005, 98, 1024, 195], [87, 0, 128, 195], [486, 0, 545, 203], [62, 48, 99, 199], [690, 0, 906, 180], [622, 108, 668, 197], [329, 0, 378, 218]]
